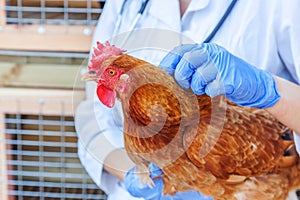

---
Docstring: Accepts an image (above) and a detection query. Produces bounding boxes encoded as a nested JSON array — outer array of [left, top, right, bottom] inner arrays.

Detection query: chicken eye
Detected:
[[108, 69, 116, 76]]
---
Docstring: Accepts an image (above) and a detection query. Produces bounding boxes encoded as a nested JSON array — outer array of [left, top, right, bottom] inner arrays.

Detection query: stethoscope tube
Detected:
[[112, 0, 150, 47], [113, 0, 237, 45], [203, 0, 238, 43], [112, 0, 149, 37]]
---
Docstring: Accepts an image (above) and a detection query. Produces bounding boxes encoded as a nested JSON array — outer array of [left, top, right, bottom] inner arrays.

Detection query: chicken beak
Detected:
[[81, 72, 98, 82]]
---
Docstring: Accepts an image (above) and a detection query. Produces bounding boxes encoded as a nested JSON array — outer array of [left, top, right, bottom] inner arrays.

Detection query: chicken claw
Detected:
[[136, 164, 155, 188]]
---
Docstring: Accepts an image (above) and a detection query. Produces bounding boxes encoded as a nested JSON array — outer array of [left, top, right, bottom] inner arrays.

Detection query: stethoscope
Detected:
[[113, 0, 238, 45], [113, 0, 150, 37]]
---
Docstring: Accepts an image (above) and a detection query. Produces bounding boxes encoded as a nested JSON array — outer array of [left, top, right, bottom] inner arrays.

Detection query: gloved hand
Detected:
[[124, 163, 213, 200], [159, 43, 281, 109]]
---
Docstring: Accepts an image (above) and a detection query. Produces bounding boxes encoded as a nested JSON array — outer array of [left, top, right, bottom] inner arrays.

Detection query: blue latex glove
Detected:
[[124, 163, 213, 200], [159, 43, 281, 109]]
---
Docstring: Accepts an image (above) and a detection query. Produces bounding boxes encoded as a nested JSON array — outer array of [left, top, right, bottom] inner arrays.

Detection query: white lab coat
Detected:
[[75, 0, 300, 199]]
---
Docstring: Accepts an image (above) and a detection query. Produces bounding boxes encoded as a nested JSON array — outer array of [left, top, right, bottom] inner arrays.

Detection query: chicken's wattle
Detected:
[[96, 84, 116, 108]]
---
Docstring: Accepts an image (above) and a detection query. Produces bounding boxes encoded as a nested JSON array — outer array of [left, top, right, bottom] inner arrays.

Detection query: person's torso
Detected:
[[100, 0, 297, 83]]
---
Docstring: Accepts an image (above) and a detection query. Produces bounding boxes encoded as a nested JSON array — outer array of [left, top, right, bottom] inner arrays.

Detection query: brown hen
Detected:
[[86, 42, 300, 200]]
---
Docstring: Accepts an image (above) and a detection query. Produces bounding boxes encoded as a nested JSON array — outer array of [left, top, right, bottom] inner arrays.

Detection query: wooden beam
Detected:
[[0, 62, 17, 86], [0, 88, 85, 116], [0, 25, 94, 52], [0, 63, 86, 89], [0, 0, 5, 26]]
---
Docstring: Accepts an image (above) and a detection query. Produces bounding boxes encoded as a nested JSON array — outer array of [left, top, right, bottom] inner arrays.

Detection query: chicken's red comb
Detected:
[[88, 41, 126, 73]]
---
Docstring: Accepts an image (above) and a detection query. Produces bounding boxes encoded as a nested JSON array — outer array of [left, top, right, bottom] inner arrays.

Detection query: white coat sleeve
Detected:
[[75, 0, 127, 194], [276, 0, 300, 155], [75, 81, 125, 194], [76, 97, 143, 200], [275, 0, 300, 83]]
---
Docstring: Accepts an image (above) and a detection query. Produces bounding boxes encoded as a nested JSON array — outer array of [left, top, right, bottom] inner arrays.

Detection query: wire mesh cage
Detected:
[[0, 88, 107, 200], [4, 0, 102, 28], [0, 0, 104, 56], [0, 0, 108, 199]]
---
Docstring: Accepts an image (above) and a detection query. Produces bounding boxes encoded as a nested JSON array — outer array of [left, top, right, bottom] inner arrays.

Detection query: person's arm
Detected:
[[266, 76, 300, 134], [103, 149, 135, 182], [159, 43, 299, 131], [75, 95, 126, 193]]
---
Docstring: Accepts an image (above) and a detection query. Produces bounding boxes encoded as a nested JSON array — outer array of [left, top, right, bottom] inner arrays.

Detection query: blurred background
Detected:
[[0, 0, 107, 199]]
